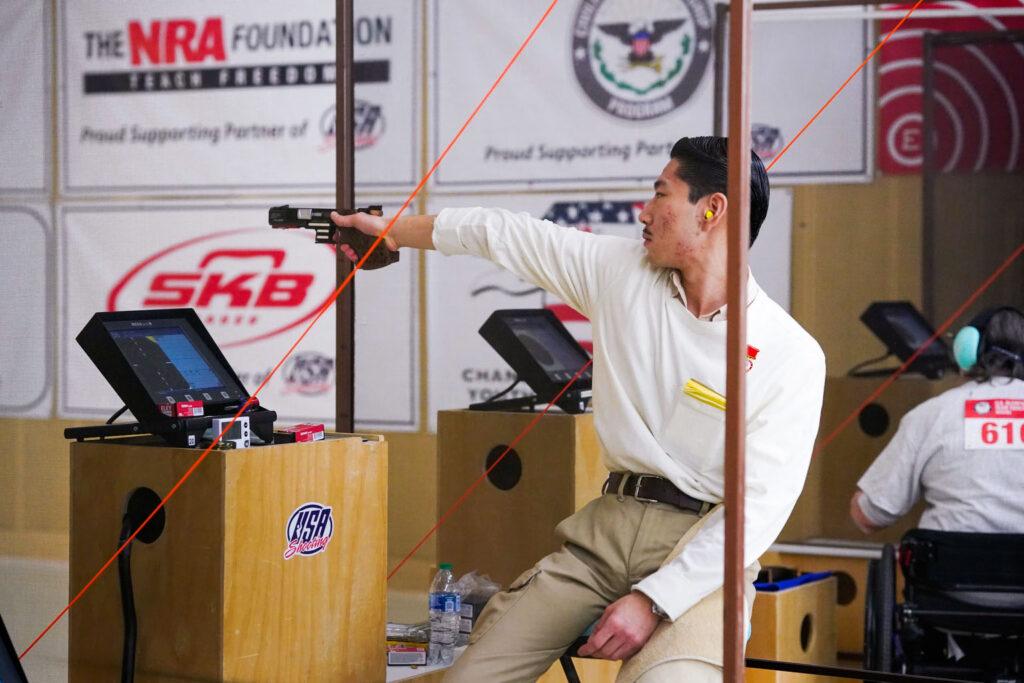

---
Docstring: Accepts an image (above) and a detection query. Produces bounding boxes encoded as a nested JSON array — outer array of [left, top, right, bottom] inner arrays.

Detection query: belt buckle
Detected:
[[632, 474, 660, 504]]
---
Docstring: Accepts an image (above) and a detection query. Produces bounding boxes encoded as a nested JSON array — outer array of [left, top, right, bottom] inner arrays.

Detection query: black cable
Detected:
[[117, 518, 137, 683], [107, 405, 128, 425], [116, 488, 164, 683], [484, 376, 522, 404], [848, 351, 896, 377]]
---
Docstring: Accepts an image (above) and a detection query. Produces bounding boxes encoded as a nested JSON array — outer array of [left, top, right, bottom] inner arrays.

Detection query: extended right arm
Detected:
[[331, 207, 634, 318]]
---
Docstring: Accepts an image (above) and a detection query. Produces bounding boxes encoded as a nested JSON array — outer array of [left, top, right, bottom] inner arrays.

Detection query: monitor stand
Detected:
[[64, 407, 277, 448], [468, 395, 541, 412], [468, 388, 591, 414]]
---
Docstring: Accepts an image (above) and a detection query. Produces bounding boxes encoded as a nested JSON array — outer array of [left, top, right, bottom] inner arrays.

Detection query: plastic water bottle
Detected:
[[428, 562, 461, 665]]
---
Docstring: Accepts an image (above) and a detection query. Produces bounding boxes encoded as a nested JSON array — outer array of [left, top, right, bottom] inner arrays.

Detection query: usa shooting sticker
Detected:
[[283, 502, 334, 559], [571, 0, 713, 121]]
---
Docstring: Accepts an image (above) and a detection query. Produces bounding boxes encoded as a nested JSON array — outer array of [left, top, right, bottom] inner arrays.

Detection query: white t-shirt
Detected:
[[433, 207, 827, 620], [857, 378, 1024, 533]]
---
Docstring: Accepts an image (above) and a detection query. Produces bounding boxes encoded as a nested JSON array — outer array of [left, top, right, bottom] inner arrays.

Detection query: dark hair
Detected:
[[669, 136, 770, 246], [974, 307, 1024, 381]]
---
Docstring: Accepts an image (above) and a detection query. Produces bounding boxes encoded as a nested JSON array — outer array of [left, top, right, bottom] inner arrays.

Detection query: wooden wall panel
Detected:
[[384, 431, 440, 593], [926, 172, 1024, 322], [791, 175, 924, 377]]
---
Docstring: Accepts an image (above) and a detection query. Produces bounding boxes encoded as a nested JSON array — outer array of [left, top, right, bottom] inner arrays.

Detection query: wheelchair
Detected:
[[864, 529, 1024, 682]]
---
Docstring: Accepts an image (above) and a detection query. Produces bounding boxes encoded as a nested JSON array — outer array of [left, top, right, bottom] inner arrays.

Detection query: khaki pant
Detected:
[[444, 492, 721, 682]]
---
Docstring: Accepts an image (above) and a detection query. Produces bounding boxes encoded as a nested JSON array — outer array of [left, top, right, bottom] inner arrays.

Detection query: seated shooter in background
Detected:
[[851, 306, 1024, 539]]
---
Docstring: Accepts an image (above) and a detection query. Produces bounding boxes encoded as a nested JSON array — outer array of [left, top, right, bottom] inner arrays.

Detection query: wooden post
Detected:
[[335, 0, 355, 432], [724, 0, 752, 680]]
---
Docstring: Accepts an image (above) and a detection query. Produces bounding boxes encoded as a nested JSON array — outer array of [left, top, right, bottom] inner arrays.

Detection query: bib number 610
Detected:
[[966, 419, 1024, 450]]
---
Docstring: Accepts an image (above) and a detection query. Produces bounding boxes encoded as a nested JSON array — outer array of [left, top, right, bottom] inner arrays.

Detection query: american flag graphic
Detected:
[[539, 200, 644, 352], [542, 200, 644, 229]]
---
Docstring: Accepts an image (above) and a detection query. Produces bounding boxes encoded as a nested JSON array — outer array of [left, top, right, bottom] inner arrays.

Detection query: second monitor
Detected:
[[477, 309, 593, 414]]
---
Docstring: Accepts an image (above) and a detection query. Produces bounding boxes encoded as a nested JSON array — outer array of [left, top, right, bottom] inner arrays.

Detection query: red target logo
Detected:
[[879, 0, 1024, 174]]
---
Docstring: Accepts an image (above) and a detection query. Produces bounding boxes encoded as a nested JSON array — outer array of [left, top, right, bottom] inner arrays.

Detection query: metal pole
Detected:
[[921, 31, 936, 323], [335, 0, 355, 433], [724, 0, 752, 679], [713, 3, 729, 136]]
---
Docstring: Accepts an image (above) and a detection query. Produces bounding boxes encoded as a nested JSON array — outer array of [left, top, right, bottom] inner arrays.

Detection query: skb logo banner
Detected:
[[60, 202, 418, 429]]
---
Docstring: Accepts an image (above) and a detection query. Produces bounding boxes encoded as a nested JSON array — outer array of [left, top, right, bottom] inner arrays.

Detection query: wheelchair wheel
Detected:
[[863, 543, 896, 672]]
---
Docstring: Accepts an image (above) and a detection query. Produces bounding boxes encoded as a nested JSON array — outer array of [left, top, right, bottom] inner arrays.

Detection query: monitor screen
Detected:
[[103, 319, 246, 407], [76, 311, 251, 419], [505, 314, 590, 382], [879, 307, 936, 354], [477, 308, 592, 413], [860, 301, 950, 367]]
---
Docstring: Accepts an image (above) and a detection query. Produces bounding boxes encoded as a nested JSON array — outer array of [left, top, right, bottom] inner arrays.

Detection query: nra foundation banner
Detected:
[[0, 0, 50, 195], [59, 202, 418, 430], [429, 0, 717, 190], [424, 191, 792, 430], [59, 0, 420, 194], [0, 206, 53, 418]]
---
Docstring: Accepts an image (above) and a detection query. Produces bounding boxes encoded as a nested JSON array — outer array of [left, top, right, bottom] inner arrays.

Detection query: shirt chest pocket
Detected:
[[659, 394, 726, 473]]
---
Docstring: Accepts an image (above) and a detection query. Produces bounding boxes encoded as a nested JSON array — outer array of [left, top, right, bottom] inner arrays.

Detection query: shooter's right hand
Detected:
[[329, 210, 398, 263]]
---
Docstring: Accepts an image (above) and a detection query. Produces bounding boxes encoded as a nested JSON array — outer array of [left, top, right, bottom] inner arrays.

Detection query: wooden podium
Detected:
[[68, 433, 387, 683], [747, 577, 838, 682], [436, 410, 608, 588], [436, 410, 621, 682]]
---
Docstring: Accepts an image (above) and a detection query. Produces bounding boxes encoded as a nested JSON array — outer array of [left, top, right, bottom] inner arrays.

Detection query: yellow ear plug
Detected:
[[704, 210, 714, 219]]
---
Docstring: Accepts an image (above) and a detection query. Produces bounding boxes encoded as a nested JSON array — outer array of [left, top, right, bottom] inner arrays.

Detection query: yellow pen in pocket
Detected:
[[683, 378, 726, 412]]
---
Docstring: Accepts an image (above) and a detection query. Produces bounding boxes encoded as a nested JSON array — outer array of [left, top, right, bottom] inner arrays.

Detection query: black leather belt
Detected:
[[602, 472, 712, 516]]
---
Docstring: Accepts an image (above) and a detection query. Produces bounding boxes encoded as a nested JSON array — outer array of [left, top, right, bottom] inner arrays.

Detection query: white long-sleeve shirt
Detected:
[[433, 207, 827, 620]]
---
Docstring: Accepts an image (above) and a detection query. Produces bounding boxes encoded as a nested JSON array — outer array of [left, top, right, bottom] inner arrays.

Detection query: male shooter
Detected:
[[332, 136, 825, 681]]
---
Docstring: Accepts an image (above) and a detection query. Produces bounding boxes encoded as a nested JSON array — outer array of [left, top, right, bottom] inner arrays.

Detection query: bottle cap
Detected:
[[439, 562, 453, 570]]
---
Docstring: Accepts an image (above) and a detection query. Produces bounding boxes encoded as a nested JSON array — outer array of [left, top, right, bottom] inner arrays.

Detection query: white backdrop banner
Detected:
[[430, 0, 870, 189], [720, 12, 873, 182], [59, 0, 419, 194], [429, 0, 716, 190], [59, 201, 417, 430], [0, 0, 50, 195], [0, 206, 53, 417], [425, 190, 792, 430]]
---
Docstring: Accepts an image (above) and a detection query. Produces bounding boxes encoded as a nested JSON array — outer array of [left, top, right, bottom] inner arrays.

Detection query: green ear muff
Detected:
[[953, 325, 982, 371]]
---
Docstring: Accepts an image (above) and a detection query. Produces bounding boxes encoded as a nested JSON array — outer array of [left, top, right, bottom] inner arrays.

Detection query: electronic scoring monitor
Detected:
[[860, 301, 952, 378], [76, 309, 252, 423], [479, 309, 592, 413]]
